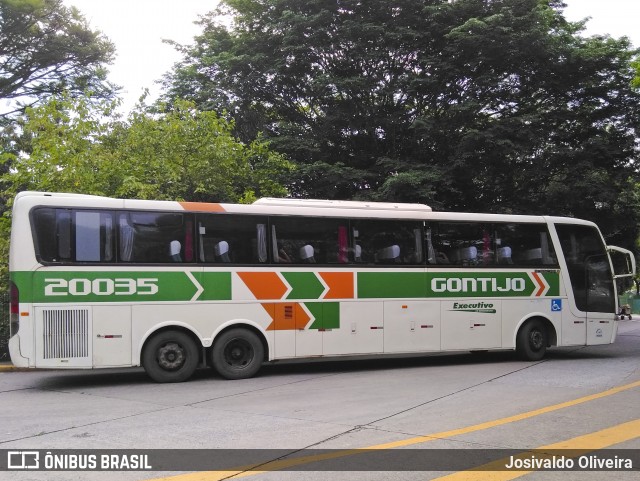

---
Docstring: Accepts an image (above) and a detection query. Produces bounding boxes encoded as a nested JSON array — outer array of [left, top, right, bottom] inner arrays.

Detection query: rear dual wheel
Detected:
[[212, 328, 264, 380]]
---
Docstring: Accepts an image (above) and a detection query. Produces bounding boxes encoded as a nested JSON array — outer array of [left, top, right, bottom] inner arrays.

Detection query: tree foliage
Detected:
[[164, 0, 640, 248], [0, 93, 294, 280], [0, 0, 116, 120], [1, 94, 293, 203]]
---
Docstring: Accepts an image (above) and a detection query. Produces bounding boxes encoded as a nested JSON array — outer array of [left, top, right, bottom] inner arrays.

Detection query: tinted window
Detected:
[[351, 220, 423, 265], [271, 217, 349, 264], [428, 222, 557, 268], [32, 208, 114, 263], [119, 212, 192, 263], [429, 222, 492, 266], [495, 223, 557, 266], [197, 214, 268, 264]]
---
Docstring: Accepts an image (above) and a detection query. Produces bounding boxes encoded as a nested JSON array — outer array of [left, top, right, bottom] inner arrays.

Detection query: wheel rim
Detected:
[[529, 328, 544, 352], [223, 337, 254, 370], [157, 341, 186, 371]]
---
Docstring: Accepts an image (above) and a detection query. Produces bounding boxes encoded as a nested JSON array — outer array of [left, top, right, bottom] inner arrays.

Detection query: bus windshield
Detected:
[[555, 224, 615, 313]]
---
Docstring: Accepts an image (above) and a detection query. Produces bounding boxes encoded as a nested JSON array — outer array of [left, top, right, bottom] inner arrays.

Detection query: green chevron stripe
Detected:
[[282, 272, 325, 300], [306, 302, 340, 330]]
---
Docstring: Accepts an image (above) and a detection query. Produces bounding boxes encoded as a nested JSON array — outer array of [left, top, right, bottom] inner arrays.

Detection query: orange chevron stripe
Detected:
[[319, 272, 354, 299], [531, 272, 545, 297], [261, 303, 276, 331], [178, 201, 226, 212], [263, 303, 310, 331], [238, 272, 288, 300], [294, 303, 311, 329]]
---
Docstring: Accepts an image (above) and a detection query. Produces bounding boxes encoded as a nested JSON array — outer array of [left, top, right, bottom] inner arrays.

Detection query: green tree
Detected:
[[632, 57, 640, 89], [2, 94, 293, 202], [0, 0, 116, 120], [0, 93, 294, 279], [164, 0, 640, 249], [109, 100, 293, 203]]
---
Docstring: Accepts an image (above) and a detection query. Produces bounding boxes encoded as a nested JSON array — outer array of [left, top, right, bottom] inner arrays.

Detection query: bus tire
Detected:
[[212, 328, 264, 380], [142, 330, 199, 383], [516, 319, 547, 361]]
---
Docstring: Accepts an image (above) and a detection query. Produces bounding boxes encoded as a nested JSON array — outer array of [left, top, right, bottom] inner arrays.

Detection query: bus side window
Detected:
[[351, 220, 423, 265], [32, 208, 115, 263], [32, 208, 56, 262], [269, 216, 346, 264], [75, 211, 114, 262], [495, 223, 557, 267], [197, 214, 268, 264], [118, 212, 188, 263], [431, 222, 485, 266]]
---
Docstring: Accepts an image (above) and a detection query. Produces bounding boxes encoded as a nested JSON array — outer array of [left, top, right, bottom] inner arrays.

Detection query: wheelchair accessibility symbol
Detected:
[[551, 299, 562, 312]]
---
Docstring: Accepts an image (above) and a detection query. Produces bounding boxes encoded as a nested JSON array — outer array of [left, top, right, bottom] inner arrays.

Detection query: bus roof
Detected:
[[11, 191, 596, 226], [253, 197, 432, 212]]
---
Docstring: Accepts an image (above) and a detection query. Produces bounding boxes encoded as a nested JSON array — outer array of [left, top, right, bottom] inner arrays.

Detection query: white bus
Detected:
[[8, 192, 635, 382]]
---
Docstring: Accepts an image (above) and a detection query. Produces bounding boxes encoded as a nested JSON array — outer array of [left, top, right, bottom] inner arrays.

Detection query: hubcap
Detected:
[[223, 338, 254, 369], [157, 342, 185, 370], [530, 330, 544, 351]]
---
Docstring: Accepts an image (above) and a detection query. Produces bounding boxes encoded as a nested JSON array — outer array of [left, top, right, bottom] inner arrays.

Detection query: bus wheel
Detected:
[[212, 328, 264, 380], [516, 319, 547, 361], [142, 330, 199, 383]]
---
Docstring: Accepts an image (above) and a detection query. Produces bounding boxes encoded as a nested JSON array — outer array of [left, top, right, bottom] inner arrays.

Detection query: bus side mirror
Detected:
[[607, 246, 636, 278]]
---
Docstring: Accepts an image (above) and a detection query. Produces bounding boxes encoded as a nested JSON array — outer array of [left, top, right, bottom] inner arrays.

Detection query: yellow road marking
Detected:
[[433, 418, 640, 481], [147, 379, 640, 481]]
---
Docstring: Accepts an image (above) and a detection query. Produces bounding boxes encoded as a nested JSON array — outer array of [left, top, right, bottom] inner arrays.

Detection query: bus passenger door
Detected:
[[585, 253, 617, 345], [555, 224, 617, 346]]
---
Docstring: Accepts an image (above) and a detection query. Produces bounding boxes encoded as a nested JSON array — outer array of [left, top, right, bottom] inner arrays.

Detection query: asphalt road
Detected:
[[1, 320, 639, 481]]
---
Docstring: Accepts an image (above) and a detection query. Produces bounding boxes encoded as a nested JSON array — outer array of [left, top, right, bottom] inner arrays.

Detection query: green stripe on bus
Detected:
[[282, 272, 325, 300], [358, 272, 427, 299], [12, 269, 560, 303], [198, 272, 232, 301], [541, 271, 561, 297], [15, 271, 231, 303], [306, 302, 340, 330], [358, 271, 560, 298]]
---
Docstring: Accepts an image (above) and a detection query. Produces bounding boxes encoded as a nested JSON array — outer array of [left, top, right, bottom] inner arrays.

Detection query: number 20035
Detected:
[[44, 278, 159, 296]]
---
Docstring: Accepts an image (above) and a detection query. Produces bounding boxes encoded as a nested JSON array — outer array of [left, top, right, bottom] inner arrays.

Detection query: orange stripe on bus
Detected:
[[238, 272, 288, 300], [263, 303, 309, 330], [178, 201, 226, 212], [319, 272, 354, 299], [294, 303, 311, 329], [531, 271, 545, 297]]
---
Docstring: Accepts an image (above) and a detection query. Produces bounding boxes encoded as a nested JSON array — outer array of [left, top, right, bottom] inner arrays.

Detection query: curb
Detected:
[[0, 363, 19, 372]]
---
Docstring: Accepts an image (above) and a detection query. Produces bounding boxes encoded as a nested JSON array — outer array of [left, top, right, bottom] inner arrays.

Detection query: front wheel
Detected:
[[142, 330, 199, 383], [212, 328, 264, 380], [516, 319, 547, 361]]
